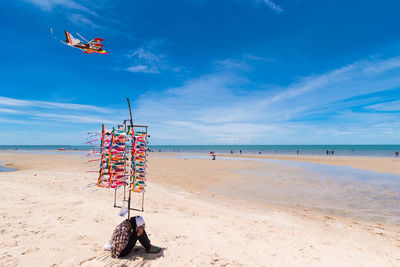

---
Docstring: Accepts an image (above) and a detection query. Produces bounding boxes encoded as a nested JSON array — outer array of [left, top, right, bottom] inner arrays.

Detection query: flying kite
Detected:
[[63, 30, 107, 54]]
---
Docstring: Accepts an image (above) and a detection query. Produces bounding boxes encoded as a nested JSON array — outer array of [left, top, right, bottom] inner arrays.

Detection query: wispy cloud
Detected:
[[261, 0, 283, 13], [252, 0, 283, 13], [0, 95, 128, 134], [0, 96, 111, 113], [0, 108, 24, 114], [125, 40, 166, 74], [194, 0, 284, 13], [67, 13, 102, 28], [126, 65, 159, 74], [132, 55, 400, 144], [213, 58, 249, 70], [2, 54, 400, 145], [23, 0, 106, 30], [30, 112, 117, 124], [365, 100, 400, 112], [0, 95, 126, 144], [24, 0, 96, 15], [243, 54, 275, 62]]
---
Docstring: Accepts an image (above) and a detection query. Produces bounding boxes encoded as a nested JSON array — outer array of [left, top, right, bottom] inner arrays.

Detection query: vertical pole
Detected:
[[114, 188, 117, 207], [142, 191, 144, 211], [127, 97, 134, 219]]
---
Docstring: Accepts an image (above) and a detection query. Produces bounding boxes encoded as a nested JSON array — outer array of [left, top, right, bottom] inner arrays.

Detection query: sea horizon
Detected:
[[1, 144, 400, 157]]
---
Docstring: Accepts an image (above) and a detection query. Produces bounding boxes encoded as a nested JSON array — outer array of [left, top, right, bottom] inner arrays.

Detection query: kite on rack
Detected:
[[95, 125, 149, 192], [97, 126, 131, 189]]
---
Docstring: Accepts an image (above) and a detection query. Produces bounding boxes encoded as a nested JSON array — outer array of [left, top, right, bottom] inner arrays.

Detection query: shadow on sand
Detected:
[[102, 246, 166, 267]]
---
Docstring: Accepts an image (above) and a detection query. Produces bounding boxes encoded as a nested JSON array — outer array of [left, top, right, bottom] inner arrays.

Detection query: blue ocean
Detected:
[[149, 145, 400, 157], [1, 144, 400, 157]]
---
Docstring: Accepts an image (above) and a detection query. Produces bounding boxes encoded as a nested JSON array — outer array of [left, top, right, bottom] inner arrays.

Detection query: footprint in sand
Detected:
[[245, 233, 258, 240], [209, 253, 232, 266], [78, 256, 97, 266], [1, 240, 18, 247], [93, 217, 104, 223], [68, 200, 83, 205], [174, 235, 187, 240], [21, 247, 39, 255], [76, 235, 87, 240], [164, 235, 187, 242], [323, 215, 335, 221]]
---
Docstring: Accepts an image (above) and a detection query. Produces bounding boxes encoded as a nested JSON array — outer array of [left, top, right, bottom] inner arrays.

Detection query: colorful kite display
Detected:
[[132, 130, 148, 192], [94, 124, 148, 192]]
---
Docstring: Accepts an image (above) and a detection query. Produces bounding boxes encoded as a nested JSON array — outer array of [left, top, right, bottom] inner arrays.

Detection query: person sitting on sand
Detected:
[[110, 216, 161, 258]]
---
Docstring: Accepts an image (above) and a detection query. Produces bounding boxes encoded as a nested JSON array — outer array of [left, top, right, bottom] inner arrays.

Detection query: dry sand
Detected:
[[0, 152, 399, 266]]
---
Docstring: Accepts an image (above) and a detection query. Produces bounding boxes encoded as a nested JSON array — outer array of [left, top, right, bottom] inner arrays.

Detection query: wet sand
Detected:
[[0, 152, 400, 266], [151, 153, 400, 223]]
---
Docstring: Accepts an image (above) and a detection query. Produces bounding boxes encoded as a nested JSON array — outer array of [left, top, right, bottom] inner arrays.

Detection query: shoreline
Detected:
[[0, 145, 400, 158]]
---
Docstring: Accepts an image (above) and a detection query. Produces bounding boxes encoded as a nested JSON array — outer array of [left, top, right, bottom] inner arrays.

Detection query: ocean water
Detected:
[[1, 144, 400, 157], [0, 145, 90, 151], [150, 145, 400, 157]]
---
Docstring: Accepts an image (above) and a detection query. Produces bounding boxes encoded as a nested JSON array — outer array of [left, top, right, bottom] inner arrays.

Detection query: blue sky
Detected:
[[1, 0, 400, 145]]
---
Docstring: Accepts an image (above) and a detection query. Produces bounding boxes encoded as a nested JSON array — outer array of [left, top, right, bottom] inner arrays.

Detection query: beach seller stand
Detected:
[[94, 98, 149, 218]]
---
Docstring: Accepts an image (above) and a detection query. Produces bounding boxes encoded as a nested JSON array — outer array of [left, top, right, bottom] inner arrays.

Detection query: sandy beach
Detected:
[[1, 151, 400, 266]]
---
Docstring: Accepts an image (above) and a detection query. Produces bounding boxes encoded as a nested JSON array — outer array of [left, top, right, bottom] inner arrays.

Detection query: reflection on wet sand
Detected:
[[216, 158, 400, 223]]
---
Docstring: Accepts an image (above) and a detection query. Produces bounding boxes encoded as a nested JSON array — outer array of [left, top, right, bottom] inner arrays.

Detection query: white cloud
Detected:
[[126, 65, 160, 74], [365, 100, 400, 112], [0, 96, 127, 144], [0, 118, 34, 124], [67, 13, 101, 28], [23, 0, 102, 29], [131, 55, 400, 144], [261, 0, 283, 13], [3, 54, 400, 144], [30, 112, 117, 124], [129, 47, 164, 64], [0, 95, 127, 132], [0, 96, 111, 113], [244, 54, 275, 62], [251, 0, 283, 13], [24, 0, 96, 15], [214, 58, 249, 70], [192, 0, 284, 13], [125, 40, 168, 74], [0, 108, 24, 114]]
